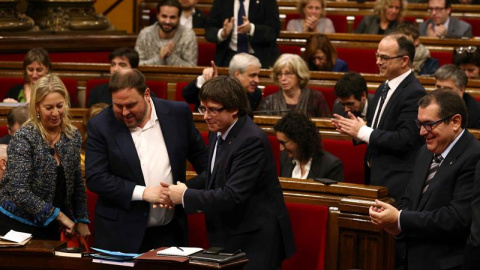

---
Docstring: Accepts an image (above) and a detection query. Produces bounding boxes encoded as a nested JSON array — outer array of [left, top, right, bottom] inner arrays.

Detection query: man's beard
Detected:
[[160, 22, 178, 33]]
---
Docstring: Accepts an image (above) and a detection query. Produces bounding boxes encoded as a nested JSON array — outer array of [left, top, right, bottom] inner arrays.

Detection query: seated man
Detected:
[[453, 46, 480, 79], [370, 89, 480, 270], [182, 53, 262, 111], [419, 0, 472, 38], [0, 105, 28, 144], [435, 64, 480, 129], [179, 0, 207, 29], [135, 0, 197, 66], [332, 72, 371, 119], [87, 47, 139, 107]]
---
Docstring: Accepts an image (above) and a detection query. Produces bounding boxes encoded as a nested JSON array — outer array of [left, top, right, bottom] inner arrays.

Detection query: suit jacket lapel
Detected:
[[377, 73, 414, 129], [114, 119, 145, 185]]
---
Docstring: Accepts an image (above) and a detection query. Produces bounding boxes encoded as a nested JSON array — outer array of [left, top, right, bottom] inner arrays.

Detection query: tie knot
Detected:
[[383, 83, 390, 92], [433, 154, 443, 163], [239, 0, 244, 2], [217, 135, 224, 146]]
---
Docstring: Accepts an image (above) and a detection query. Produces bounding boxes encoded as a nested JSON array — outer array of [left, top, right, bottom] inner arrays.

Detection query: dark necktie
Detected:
[[372, 83, 390, 129], [237, 0, 248, 53], [422, 154, 443, 194], [213, 135, 224, 170]]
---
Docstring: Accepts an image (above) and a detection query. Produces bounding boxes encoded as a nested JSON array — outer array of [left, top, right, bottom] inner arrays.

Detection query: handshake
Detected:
[[142, 182, 188, 209]]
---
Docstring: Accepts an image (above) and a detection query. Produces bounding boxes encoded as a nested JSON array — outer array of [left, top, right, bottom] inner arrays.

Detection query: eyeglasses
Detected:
[[427, 7, 446, 13], [455, 46, 477, 54], [415, 115, 454, 131], [276, 71, 295, 78], [375, 53, 405, 61], [198, 106, 225, 116], [339, 101, 355, 107], [278, 139, 291, 146]]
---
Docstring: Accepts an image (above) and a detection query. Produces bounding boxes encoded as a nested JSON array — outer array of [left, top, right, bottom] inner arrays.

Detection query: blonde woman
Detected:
[[0, 74, 90, 240], [354, 0, 406, 35], [286, 0, 335, 33]]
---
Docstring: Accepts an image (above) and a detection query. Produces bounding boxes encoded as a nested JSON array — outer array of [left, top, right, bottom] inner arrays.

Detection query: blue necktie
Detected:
[[237, 0, 248, 53], [372, 83, 390, 129]]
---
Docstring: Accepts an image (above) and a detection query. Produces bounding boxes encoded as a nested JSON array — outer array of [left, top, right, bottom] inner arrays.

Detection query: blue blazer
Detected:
[[85, 98, 208, 253], [184, 116, 296, 269]]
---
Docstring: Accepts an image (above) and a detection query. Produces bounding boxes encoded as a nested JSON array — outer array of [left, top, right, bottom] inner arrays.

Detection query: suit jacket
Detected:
[[464, 161, 480, 270], [464, 93, 480, 129], [85, 98, 208, 253], [183, 116, 296, 269], [192, 9, 207, 29], [419, 16, 473, 38], [366, 72, 426, 201], [205, 0, 281, 68], [332, 93, 374, 118], [279, 150, 344, 181], [354, 15, 398, 35], [397, 130, 480, 270]]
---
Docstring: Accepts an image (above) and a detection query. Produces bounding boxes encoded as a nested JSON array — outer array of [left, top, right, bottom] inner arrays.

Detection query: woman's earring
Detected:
[[36, 113, 40, 119]]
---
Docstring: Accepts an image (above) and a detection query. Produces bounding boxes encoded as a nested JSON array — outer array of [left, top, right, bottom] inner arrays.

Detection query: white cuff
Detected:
[[357, 125, 373, 144], [132, 185, 146, 201]]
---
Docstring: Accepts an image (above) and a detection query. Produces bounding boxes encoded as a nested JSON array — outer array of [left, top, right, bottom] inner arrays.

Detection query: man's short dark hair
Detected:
[[109, 69, 147, 96], [453, 47, 480, 68], [7, 105, 28, 129], [199, 76, 249, 117], [395, 21, 420, 40], [394, 34, 416, 65], [273, 111, 322, 163], [157, 0, 182, 17], [109, 47, 140, 68], [418, 88, 468, 128], [334, 72, 368, 100]]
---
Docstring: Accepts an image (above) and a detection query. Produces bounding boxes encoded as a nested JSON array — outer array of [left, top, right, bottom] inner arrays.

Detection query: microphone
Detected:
[[49, 148, 55, 155]]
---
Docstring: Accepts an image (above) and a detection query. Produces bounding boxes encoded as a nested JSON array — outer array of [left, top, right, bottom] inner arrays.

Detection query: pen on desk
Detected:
[[176, 246, 184, 252]]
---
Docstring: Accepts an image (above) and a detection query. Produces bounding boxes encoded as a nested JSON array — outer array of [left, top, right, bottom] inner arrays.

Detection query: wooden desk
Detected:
[[0, 240, 247, 270]]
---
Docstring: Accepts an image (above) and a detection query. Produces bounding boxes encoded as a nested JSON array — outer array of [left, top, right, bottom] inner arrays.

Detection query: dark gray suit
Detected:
[[419, 16, 472, 38], [398, 130, 480, 270]]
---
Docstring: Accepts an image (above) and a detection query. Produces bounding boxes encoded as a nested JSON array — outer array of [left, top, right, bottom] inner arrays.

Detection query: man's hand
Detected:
[[168, 182, 188, 205], [221, 17, 234, 38], [331, 111, 366, 138], [303, 15, 319, 32], [369, 199, 401, 236], [433, 24, 447, 37], [202, 61, 218, 82], [237, 16, 252, 34], [143, 185, 173, 209], [160, 41, 174, 60]]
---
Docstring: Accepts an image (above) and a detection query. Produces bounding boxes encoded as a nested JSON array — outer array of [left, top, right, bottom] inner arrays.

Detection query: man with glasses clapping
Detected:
[[419, 0, 472, 38]]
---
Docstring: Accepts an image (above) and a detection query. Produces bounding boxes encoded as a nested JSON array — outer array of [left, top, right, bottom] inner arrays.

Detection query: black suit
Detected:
[[464, 93, 480, 129], [465, 161, 480, 270], [366, 72, 426, 201], [205, 0, 281, 68], [192, 9, 207, 29], [85, 98, 208, 253], [184, 116, 296, 269], [279, 150, 343, 181], [398, 130, 480, 270]]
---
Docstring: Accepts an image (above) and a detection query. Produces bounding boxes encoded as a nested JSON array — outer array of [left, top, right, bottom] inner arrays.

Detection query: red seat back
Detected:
[[282, 202, 329, 270], [279, 45, 302, 56], [86, 189, 98, 248], [310, 86, 335, 112], [326, 14, 348, 33], [85, 78, 110, 106], [336, 47, 378, 74], [430, 50, 452, 67], [188, 213, 209, 249], [198, 42, 216, 67], [0, 77, 24, 100], [175, 81, 196, 112], [268, 135, 281, 175], [263, 85, 280, 98], [61, 78, 78, 107], [460, 17, 480, 37], [146, 80, 167, 99], [323, 139, 366, 184], [0, 126, 8, 138]]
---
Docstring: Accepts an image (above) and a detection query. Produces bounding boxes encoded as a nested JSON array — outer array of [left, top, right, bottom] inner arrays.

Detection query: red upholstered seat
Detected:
[[430, 50, 453, 67], [323, 139, 366, 184], [0, 126, 8, 138], [198, 42, 216, 67], [326, 14, 349, 33], [336, 47, 378, 74], [188, 213, 209, 249], [85, 78, 109, 106], [175, 81, 196, 112], [279, 45, 302, 56], [282, 202, 329, 270], [86, 189, 98, 248], [0, 77, 24, 100], [61, 78, 78, 107], [268, 135, 281, 175], [461, 17, 480, 37]]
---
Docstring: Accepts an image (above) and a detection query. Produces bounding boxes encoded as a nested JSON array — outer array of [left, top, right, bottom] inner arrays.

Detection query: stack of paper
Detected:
[[0, 230, 32, 247], [91, 248, 140, 267]]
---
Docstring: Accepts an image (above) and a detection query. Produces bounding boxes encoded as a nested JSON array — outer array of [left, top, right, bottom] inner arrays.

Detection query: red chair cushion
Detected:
[[336, 47, 378, 74], [198, 42, 216, 67], [0, 77, 24, 100], [323, 139, 366, 184], [282, 202, 329, 270], [176, 81, 195, 112], [0, 126, 8, 138], [430, 50, 452, 67], [86, 189, 98, 248], [61, 78, 78, 107], [188, 213, 209, 249], [85, 78, 109, 106], [279, 45, 302, 56]]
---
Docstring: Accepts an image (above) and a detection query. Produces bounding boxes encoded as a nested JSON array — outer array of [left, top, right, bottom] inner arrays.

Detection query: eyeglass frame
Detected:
[[198, 105, 225, 116], [375, 53, 405, 61], [414, 115, 454, 131], [455, 46, 477, 54], [427, 6, 446, 13]]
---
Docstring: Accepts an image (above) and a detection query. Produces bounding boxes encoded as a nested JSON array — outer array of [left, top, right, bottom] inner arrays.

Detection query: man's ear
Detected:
[[0, 158, 7, 171]]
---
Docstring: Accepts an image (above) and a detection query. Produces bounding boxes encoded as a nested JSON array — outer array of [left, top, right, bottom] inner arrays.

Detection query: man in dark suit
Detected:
[[419, 0, 472, 38], [167, 76, 296, 270], [205, 0, 281, 68], [332, 72, 373, 119], [182, 53, 262, 111], [332, 34, 426, 201], [179, 0, 207, 29], [85, 69, 208, 253], [434, 64, 480, 129], [465, 161, 480, 270], [370, 89, 480, 270]]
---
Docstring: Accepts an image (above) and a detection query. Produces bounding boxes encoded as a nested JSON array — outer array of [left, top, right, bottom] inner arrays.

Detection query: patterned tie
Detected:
[[422, 154, 443, 194], [372, 83, 390, 129], [237, 0, 248, 53], [213, 135, 224, 170]]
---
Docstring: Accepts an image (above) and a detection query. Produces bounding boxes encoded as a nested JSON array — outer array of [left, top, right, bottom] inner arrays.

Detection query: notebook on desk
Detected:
[[189, 250, 247, 264], [156, 247, 203, 257]]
